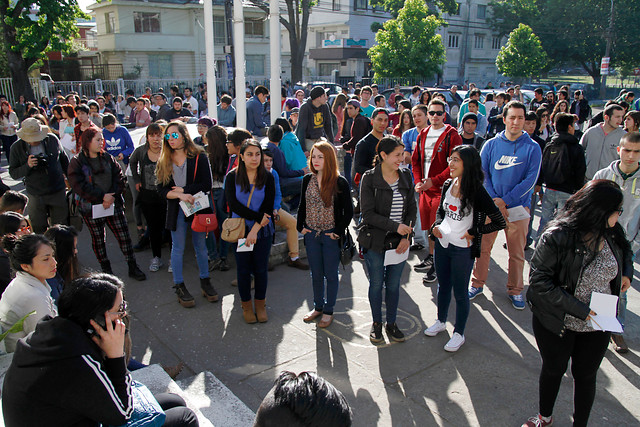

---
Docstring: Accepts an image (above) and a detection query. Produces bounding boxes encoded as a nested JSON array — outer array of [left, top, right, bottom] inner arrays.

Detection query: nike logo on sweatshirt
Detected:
[[494, 155, 523, 170]]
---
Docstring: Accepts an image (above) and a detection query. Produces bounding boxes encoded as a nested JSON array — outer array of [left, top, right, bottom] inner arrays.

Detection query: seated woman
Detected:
[[0, 234, 57, 353], [2, 273, 198, 426], [44, 224, 80, 304]]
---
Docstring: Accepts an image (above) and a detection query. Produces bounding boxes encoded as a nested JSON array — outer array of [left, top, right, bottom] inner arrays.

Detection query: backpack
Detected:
[[541, 140, 571, 187]]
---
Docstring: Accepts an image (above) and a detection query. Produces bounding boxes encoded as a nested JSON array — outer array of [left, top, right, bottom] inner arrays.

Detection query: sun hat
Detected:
[[16, 118, 49, 143]]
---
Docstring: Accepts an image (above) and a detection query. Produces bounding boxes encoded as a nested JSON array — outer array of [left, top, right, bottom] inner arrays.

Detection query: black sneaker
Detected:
[[414, 254, 434, 272], [385, 323, 406, 342], [409, 243, 425, 251], [218, 258, 230, 271], [133, 232, 150, 252], [100, 260, 113, 275], [128, 260, 147, 281], [369, 322, 384, 344], [422, 265, 437, 283]]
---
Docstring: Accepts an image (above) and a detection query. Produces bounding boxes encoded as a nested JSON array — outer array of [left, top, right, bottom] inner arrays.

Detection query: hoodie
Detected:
[[2, 315, 133, 426], [593, 160, 640, 254], [102, 126, 135, 164], [480, 130, 542, 209]]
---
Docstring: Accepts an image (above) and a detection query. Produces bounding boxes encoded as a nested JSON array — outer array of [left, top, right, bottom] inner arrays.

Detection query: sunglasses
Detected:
[[428, 111, 445, 116], [164, 132, 180, 140], [19, 225, 31, 233]]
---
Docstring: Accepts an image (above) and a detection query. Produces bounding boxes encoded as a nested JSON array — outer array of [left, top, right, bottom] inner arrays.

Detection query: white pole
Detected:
[[203, 0, 218, 119], [233, 0, 246, 128], [269, 0, 281, 124]]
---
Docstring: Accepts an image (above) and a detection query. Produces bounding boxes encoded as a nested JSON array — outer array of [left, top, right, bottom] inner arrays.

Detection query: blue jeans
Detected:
[[364, 248, 406, 324], [538, 187, 571, 238], [171, 209, 209, 285], [304, 229, 341, 315], [205, 189, 230, 260], [434, 239, 475, 335], [234, 234, 272, 302], [343, 152, 353, 189], [413, 191, 427, 247]]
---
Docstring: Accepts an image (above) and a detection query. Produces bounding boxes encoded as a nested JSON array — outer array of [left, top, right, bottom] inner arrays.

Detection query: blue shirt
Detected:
[[102, 126, 134, 163], [279, 132, 307, 170], [270, 168, 282, 211], [246, 95, 267, 136], [217, 103, 236, 127], [402, 127, 420, 154]]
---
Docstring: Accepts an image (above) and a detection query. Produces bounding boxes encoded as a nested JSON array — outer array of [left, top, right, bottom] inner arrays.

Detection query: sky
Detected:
[[78, 0, 94, 12]]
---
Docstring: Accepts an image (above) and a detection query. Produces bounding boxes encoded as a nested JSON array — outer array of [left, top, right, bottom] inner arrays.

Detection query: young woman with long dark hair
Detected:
[[44, 224, 79, 303], [524, 179, 632, 427], [0, 101, 18, 163], [424, 145, 506, 351], [359, 136, 416, 344], [0, 234, 57, 352], [297, 141, 353, 328], [130, 122, 167, 272], [225, 140, 275, 323], [67, 127, 146, 281], [205, 125, 230, 271], [392, 109, 415, 138], [156, 121, 217, 308]]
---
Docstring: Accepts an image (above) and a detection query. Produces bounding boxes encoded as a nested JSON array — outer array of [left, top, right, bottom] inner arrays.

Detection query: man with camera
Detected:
[[9, 118, 70, 233]]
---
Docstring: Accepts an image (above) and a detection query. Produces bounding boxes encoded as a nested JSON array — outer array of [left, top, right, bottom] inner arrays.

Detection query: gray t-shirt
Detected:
[[29, 143, 45, 156], [172, 161, 187, 188]]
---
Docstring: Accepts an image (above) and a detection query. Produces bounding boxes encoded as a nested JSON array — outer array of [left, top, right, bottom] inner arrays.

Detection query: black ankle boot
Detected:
[[200, 277, 219, 302], [173, 283, 195, 308], [128, 260, 146, 281], [100, 260, 113, 275]]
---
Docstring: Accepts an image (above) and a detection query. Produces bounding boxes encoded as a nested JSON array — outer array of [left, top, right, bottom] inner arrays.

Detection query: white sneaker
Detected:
[[444, 332, 465, 352], [149, 257, 163, 272], [167, 261, 173, 273], [424, 320, 446, 337]]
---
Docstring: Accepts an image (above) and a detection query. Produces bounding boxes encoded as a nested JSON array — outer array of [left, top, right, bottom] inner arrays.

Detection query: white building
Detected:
[[89, 0, 270, 87]]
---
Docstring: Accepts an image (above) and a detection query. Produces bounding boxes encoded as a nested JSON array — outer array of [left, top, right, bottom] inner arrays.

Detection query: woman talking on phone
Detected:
[[359, 136, 416, 344], [523, 180, 632, 427], [423, 145, 506, 352], [225, 139, 275, 324]]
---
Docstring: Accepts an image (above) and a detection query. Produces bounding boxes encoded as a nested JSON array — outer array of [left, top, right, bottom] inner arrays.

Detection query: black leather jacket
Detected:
[[527, 224, 632, 337]]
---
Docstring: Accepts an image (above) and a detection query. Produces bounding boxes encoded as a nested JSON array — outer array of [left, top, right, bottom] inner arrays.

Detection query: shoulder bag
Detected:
[[221, 184, 255, 243], [190, 154, 218, 235]]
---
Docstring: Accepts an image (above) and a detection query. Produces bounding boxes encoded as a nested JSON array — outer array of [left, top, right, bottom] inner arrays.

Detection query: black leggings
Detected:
[[532, 315, 610, 427], [155, 393, 198, 427], [139, 190, 167, 258]]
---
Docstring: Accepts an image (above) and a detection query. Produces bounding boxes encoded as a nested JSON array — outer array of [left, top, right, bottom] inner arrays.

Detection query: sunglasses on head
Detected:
[[164, 132, 180, 140], [428, 110, 444, 116]]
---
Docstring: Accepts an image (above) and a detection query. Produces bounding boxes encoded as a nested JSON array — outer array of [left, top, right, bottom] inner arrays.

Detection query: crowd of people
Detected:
[[0, 80, 638, 426]]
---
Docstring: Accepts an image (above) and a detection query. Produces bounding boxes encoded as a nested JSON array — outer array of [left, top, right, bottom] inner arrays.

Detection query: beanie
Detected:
[[310, 86, 326, 100]]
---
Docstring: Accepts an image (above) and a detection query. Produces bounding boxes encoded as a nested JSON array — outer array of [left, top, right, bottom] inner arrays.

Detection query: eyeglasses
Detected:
[[117, 300, 128, 317], [428, 111, 444, 116], [617, 207, 624, 215], [164, 132, 180, 140]]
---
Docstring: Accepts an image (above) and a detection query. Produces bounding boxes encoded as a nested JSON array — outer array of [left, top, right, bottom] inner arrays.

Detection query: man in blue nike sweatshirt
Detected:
[[469, 101, 542, 310]]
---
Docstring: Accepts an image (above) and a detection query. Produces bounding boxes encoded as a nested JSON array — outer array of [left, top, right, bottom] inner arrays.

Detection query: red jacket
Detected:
[[411, 124, 461, 196]]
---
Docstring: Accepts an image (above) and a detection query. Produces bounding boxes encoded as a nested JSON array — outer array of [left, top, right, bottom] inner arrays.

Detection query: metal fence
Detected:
[[0, 77, 45, 104]]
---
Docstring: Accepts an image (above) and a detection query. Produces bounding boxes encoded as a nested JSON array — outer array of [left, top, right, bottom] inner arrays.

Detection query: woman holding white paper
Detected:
[[67, 128, 146, 281], [424, 145, 506, 352], [524, 179, 632, 427], [359, 136, 416, 344], [156, 121, 217, 308], [224, 139, 275, 324]]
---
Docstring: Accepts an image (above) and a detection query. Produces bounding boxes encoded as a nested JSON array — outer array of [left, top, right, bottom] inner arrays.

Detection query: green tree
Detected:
[[0, 0, 88, 101], [496, 24, 548, 80], [489, 0, 640, 87], [370, 0, 458, 18], [368, 0, 446, 79]]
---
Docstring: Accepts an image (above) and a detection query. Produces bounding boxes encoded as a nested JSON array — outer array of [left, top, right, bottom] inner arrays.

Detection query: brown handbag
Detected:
[[221, 184, 255, 243]]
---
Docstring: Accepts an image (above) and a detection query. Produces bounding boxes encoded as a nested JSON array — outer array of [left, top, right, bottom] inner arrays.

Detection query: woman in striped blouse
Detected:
[[358, 136, 416, 344]]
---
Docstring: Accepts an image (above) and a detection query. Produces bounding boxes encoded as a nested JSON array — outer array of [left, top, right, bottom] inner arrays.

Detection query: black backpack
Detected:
[[541, 140, 571, 187]]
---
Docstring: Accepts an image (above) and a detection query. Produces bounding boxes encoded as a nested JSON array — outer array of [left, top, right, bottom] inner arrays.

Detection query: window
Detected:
[[477, 5, 487, 20], [246, 55, 265, 76], [245, 19, 264, 38], [354, 0, 367, 11], [474, 34, 484, 49], [213, 15, 226, 44], [319, 63, 340, 76], [492, 37, 501, 50], [105, 12, 115, 34], [448, 34, 459, 48], [332, 0, 340, 11], [134, 12, 160, 33], [148, 54, 172, 78]]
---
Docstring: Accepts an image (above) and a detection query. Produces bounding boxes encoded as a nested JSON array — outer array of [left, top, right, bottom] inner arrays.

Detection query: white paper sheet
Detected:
[[589, 292, 623, 333], [179, 191, 210, 216], [236, 238, 254, 252], [384, 248, 409, 266], [507, 205, 530, 223], [92, 203, 115, 219]]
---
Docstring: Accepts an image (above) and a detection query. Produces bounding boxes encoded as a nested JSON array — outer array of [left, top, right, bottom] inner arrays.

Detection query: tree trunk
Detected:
[[7, 51, 35, 102]]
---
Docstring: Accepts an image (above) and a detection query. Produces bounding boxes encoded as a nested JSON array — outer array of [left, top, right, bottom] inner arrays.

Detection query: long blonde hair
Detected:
[[155, 121, 203, 185]]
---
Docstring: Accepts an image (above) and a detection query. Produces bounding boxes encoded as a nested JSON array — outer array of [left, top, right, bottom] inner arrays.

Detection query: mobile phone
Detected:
[[86, 314, 115, 337]]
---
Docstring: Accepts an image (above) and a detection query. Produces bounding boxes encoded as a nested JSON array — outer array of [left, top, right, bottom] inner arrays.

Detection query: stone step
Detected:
[[176, 372, 256, 427]]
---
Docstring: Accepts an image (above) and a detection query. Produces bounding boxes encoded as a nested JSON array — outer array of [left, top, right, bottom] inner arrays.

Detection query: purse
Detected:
[[339, 230, 356, 267], [110, 380, 165, 427], [189, 154, 218, 234], [221, 184, 255, 243]]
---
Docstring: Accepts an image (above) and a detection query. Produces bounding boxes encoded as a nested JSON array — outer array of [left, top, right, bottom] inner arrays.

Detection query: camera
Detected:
[[33, 153, 48, 170]]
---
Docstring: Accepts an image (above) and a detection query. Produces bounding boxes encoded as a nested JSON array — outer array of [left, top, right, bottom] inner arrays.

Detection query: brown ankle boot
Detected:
[[241, 300, 257, 324], [254, 299, 268, 323]]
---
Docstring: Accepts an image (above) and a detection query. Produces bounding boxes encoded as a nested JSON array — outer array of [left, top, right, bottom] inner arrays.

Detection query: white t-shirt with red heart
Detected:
[[437, 183, 473, 249]]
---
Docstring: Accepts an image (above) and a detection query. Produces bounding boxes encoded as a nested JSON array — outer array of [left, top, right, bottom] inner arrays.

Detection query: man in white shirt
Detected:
[[183, 87, 199, 117]]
